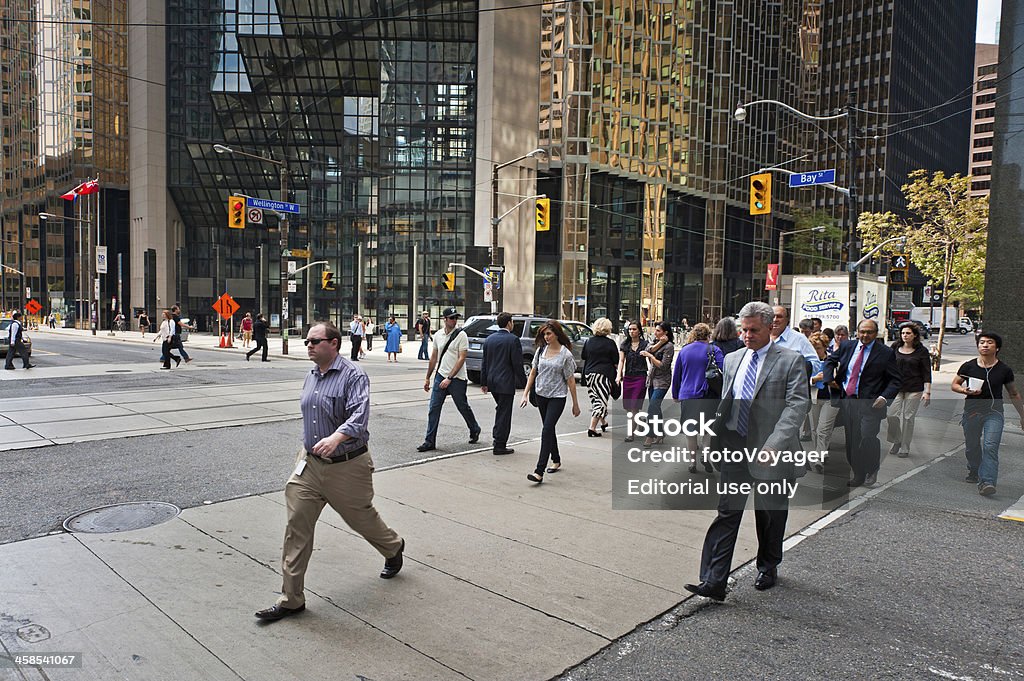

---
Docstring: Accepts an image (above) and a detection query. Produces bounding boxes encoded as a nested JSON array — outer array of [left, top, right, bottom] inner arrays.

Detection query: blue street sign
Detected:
[[246, 197, 301, 214], [788, 169, 837, 188]]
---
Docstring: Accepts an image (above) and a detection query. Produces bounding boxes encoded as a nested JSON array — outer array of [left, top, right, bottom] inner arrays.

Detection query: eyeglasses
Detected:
[[303, 338, 329, 346]]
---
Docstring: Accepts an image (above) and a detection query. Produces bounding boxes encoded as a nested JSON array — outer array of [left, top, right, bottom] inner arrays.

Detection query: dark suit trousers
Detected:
[[699, 429, 790, 587], [350, 335, 362, 360], [490, 392, 514, 449], [841, 398, 884, 477]]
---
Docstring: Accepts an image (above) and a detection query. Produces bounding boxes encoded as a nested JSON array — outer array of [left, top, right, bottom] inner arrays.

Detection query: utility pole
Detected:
[[279, 164, 289, 354], [846, 94, 860, 330]]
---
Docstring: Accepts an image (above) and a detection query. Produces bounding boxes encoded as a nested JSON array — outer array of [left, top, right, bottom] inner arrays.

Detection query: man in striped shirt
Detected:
[[256, 320, 404, 622]]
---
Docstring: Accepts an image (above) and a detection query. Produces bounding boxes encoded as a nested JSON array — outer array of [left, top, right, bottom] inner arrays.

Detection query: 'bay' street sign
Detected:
[[788, 169, 837, 188], [246, 197, 301, 214]]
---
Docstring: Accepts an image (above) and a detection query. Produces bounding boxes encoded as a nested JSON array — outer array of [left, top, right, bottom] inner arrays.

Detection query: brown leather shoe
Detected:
[[254, 603, 305, 621]]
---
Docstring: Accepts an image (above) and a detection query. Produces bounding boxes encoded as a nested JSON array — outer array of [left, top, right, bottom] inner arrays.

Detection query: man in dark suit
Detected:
[[823, 319, 902, 487], [685, 301, 810, 601], [480, 312, 525, 455], [4, 311, 33, 370]]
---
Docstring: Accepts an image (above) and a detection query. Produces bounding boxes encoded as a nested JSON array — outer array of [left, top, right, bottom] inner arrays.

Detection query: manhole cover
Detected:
[[63, 501, 181, 534]]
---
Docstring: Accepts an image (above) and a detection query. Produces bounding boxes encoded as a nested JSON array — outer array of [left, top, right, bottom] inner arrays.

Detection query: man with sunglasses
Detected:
[[256, 320, 404, 622]]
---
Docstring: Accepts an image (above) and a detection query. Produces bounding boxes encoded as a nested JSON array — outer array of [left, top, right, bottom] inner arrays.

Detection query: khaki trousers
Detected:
[[278, 451, 402, 608], [886, 391, 924, 454]]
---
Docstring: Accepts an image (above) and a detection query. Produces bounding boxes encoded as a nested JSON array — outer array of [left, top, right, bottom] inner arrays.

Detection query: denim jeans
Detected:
[[962, 409, 1004, 486], [418, 336, 430, 360], [648, 387, 668, 434], [423, 374, 480, 446]]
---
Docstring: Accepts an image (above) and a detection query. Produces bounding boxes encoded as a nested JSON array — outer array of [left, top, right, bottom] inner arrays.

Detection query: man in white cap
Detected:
[[417, 307, 481, 452]]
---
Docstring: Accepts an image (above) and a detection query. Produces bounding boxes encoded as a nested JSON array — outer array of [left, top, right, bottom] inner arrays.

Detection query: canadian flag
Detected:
[[60, 178, 100, 201]]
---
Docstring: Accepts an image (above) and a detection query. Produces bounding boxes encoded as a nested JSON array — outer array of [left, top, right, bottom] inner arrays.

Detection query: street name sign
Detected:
[[788, 169, 837, 188], [246, 197, 300, 214]]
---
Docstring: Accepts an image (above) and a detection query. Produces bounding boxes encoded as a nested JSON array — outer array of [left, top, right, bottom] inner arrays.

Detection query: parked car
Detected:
[[0, 318, 32, 360], [462, 314, 594, 384]]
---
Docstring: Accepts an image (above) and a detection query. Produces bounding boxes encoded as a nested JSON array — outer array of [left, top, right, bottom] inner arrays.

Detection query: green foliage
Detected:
[[786, 209, 843, 273], [857, 170, 988, 361]]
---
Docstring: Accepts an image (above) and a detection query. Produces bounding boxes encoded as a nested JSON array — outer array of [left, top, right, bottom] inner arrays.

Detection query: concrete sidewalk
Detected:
[[0, 410, 974, 681]]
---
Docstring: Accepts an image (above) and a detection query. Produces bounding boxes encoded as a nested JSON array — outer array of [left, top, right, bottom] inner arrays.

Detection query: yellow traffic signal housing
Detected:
[[749, 174, 772, 215], [442, 272, 455, 291], [535, 197, 551, 232], [228, 195, 246, 229], [321, 271, 336, 290]]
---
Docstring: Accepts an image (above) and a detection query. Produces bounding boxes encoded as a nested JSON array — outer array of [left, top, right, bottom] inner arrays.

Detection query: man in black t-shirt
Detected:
[[952, 332, 1024, 496], [415, 312, 432, 360]]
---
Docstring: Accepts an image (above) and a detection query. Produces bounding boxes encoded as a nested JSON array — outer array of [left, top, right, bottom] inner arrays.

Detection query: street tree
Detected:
[[857, 170, 988, 364], [788, 209, 843, 274]]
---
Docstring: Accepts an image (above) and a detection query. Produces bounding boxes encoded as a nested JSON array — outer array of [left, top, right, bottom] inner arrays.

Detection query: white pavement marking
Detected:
[[999, 493, 1024, 523], [785, 444, 967, 551]]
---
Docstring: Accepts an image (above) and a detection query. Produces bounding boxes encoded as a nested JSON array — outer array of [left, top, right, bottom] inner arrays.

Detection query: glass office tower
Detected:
[[163, 0, 477, 331]]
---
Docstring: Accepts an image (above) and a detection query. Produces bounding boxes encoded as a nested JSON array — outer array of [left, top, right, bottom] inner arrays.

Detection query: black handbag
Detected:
[[704, 345, 724, 399], [527, 349, 541, 406]]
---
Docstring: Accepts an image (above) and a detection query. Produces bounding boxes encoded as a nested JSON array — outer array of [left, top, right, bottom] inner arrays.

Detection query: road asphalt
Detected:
[[1, 329, 1021, 680]]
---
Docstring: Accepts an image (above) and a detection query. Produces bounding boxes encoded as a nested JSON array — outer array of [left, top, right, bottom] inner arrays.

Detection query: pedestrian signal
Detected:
[[889, 254, 908, 285], [321, 271, 336, 291], [228, 195, 245, 229], [535, 198, 551, 232], [442, 272, 455, 291], [750, 174, 771, 215]]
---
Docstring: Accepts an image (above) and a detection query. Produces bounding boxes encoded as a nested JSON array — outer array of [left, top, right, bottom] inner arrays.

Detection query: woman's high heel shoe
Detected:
[[588, 429, 602, 437], [600, 422, 609, 432]]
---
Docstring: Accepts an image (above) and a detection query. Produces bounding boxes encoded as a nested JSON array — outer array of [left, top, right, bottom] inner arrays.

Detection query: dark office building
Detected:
[[130, 0, 480, 331]]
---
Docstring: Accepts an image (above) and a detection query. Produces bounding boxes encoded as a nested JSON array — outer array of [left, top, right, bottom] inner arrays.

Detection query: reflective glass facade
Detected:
[[166, 0, 477, 330], [0, 0, 128, 321]]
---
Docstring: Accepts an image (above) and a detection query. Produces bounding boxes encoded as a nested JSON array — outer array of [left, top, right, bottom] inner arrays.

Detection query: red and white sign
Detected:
[[765, 264, 779, 291], [60, 178, 100, 201]]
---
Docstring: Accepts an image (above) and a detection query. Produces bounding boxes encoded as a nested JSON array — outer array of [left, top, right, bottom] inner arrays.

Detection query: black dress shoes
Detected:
[[754, 570, 777, 591], [380, 539, 405, 579], [254, 603, 305, 621], [493, 447, 515, 455], [416, 443, 436, 452], [684, 582, 726, 602], [469, 430, 481, 444]]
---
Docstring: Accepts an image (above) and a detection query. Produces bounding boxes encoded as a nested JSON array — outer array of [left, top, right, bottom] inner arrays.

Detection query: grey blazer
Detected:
[[714, 342, 811, 480]]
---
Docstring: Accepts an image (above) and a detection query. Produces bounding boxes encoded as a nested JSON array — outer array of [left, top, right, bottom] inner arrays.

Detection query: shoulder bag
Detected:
[[704, 345, 724, 399], [527, 348, 542, 406]]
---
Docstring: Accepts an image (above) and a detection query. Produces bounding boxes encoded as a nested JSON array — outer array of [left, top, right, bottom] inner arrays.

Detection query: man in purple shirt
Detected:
[[256, 321, 404, 622]]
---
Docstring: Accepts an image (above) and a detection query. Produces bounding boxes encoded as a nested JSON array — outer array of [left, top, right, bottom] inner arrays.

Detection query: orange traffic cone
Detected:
[[226, 333, 234, 348], [219, 334, 226, 348]]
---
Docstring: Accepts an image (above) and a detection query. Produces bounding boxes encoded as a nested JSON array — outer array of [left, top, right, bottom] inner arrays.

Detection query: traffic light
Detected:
[[535, 197, 551, 232], [321, 271, 335, 291], [226, 195, 243, 229], [442, 272, 455, 291], [749, 173, 772, 215], [889, 254, 908, 285]]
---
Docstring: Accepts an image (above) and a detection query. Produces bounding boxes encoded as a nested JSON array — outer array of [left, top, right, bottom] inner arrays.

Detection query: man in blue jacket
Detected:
[[480, 312, 525, 455]]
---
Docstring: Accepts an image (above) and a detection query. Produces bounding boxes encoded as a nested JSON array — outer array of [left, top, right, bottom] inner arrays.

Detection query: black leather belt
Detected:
[[316, 445, 368, 464]]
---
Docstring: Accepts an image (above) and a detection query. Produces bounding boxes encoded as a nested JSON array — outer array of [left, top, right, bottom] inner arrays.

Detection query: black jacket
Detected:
[[823, 339, 902, 401], [582, 335, 618, 382], [253, 318, 268, 341], [480, 329, 525, 394]]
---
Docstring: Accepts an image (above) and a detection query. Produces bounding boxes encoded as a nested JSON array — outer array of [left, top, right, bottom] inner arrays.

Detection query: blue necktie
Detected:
[[737, 350, 760, 436]]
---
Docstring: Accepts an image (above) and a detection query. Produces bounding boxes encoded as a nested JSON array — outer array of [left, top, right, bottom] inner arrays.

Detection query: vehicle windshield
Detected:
[[463, 318, 498, 338]]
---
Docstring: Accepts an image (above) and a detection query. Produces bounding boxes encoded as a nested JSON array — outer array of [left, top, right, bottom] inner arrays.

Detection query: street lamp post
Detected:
[[40, 212, 94, 332], [214, 144, 291, 354], [491, 148, 545, 313], [777, 225, 826, 305], [735, 99, 859, 329]]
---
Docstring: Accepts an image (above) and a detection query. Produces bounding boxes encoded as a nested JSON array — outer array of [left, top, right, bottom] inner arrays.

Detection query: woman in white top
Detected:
[[152, 309, 180, 369], [521, 320, 581, 483]]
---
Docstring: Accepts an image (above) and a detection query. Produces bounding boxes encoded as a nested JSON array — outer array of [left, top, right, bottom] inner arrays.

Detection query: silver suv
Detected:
[[462, 315, 593, 384]]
